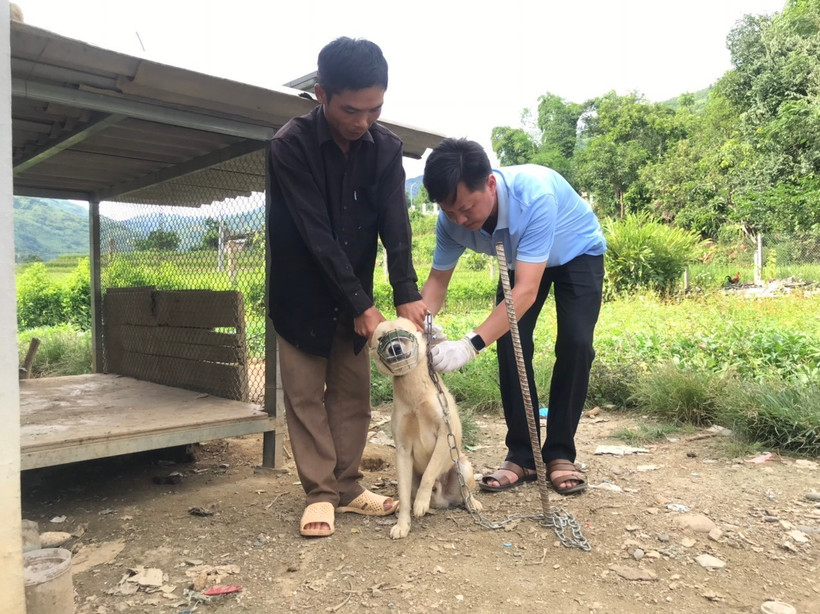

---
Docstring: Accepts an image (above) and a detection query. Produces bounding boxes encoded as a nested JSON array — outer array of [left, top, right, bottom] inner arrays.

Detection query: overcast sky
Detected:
[[21, 0, 786, 180]]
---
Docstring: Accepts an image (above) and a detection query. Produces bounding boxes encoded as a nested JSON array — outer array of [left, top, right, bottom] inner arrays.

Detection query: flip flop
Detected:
[[547, 459, 587, 495], [337, 490, 399, 516], [479, 460, 537, 492], [300, 501, 335, 537]]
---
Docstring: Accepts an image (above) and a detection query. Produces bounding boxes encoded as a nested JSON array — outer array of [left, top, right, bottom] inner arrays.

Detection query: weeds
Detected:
[[611, 422, 693, 445], [587, 361, 641, 409], [18, 259, 820, 455], [722, 439, 765, 459], [716, 379, 820, 456], [629, 361, 721, 426], [18, 324, 92, 377]]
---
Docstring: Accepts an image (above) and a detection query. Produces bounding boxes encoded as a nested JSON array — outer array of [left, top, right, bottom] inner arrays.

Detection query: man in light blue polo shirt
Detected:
[[420, 138, 606, 495]]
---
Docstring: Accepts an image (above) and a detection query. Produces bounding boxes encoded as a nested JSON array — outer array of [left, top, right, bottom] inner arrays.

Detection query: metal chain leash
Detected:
[[424, 313, 519, 530], [423, 312, 590, 550]]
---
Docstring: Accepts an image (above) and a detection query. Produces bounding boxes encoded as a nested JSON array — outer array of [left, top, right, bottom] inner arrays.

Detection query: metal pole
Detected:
[[217, 214, 225, 272], [755, 233, 763, 285], [89, 199, 104, 372]]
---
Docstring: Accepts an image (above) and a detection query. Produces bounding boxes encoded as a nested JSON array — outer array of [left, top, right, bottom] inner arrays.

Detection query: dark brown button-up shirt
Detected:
[[267, 105, 421, 357]]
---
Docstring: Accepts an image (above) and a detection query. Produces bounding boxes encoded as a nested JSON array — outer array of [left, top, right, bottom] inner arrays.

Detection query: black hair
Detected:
[[423, 138, 492, 205], [316, 37, 388, 99]]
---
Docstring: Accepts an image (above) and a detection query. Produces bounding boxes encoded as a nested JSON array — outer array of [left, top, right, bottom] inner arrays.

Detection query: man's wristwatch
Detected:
[[465, 332, 486, 353]]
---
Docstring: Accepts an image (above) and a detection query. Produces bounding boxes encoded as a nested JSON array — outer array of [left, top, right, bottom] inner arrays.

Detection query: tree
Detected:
[[407, 184, 429, 209], [639, 86, 753, 238], [491, 126, 538, 166], [724, 2, 820, 182], [573, 91, 685, 216], [713, 0, 820, 234], [134, 229, 180, 251], [198, 217, 221, 250], [487, 1, 820, 236], [536, 93, 583, 159], [530, 93, 584, 181]]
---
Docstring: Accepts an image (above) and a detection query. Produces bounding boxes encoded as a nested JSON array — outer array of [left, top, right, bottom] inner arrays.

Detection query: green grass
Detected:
[[611, 422, 694, 446], [716, 379, 820, 456], [16, 254, 86, 283], [16, 235, 820, 455], [722, 439, 766, 459], [688, 263, 820, 289], [18, 325, 92, 377], [373, 286, 820, 456], [629, 361, 721, 426]]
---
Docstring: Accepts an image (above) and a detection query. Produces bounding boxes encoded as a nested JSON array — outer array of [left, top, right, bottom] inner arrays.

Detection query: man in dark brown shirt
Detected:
[[268, 37, 427, 537]]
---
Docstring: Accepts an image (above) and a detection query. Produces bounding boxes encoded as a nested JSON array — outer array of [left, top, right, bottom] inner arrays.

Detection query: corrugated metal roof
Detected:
[[10, 22, 444, 207]]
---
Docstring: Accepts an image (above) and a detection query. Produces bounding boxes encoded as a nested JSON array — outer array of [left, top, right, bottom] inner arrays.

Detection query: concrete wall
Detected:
[[0, 1, 26, 612]]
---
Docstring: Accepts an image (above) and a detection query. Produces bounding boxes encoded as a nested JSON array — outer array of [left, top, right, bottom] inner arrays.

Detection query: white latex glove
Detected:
[[430, 336, 477, 373]]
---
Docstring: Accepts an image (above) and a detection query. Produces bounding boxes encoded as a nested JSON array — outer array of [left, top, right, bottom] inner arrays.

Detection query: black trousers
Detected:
[[496, 254, 604, 468]]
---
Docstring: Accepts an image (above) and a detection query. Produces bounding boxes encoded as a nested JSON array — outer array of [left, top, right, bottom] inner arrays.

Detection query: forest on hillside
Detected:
[[488, 0, 819, 242]]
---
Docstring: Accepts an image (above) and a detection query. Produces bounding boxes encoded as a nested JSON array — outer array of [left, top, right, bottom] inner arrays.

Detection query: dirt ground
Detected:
[[21, 406, 819, 614]]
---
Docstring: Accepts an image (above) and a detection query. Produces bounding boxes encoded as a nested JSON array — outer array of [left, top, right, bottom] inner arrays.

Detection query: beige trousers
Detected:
[[277, 325, 370, 507]]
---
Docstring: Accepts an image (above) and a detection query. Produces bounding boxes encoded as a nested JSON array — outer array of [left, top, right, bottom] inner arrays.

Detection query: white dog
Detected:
[[371, 317, 481, 539]]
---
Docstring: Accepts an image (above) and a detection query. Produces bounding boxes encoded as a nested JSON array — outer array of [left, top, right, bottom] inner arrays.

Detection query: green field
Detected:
[[16, 254, 87, 283], [16, 244, 820, 456]]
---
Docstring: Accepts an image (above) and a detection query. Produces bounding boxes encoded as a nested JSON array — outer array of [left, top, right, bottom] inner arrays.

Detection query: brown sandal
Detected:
[[479, 460, 537, 492], [547, 459, 587, 495]]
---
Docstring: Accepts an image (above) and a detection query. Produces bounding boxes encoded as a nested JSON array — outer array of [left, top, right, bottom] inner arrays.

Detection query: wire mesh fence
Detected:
[[686, 230, 820, 291], [762, 231, 820, 281], [100, 150, 267, 403]]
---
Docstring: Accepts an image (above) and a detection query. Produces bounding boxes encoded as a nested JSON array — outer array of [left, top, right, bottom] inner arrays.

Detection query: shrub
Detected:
[[717, 379, 820, 456], [102, 257, 155, 288], [587, 360, 641, 409], [411, 229, 437, 266], [602, 212, 704, 297], [62, 257, 91, 330], [666, 326, 820, 382], [18, 324, 92, 377], [629, 361, 721, 426], [16, 263, 63, 328], [410, 212, 437, 237], [239, 275, 266, 317]]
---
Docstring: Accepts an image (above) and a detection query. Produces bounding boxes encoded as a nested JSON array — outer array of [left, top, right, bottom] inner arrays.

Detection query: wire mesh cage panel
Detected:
[[764, 231, 820, 282], [100, 149, 267, 403]]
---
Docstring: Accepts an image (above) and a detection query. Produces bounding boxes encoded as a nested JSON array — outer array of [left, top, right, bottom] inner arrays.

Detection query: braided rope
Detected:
[[495, 241, 552, 515]]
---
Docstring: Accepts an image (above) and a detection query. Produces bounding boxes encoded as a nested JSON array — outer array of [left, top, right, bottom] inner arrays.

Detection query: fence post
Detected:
[[217, 216, 225, 272], [90, 199, 104, 372], [683, 266, 690, 292], [754, 233, 763, 285]]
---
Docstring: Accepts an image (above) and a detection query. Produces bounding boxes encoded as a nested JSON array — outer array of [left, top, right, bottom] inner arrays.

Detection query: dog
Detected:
[[371, 317, 481, 539]]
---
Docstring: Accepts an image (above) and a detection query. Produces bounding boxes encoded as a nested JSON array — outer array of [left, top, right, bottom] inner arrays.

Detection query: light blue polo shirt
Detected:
[[432, 165, 606, 271]]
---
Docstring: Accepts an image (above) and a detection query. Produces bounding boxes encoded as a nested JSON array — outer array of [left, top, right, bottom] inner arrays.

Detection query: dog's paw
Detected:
[[390, 522, 410, 539], [468, 495, 483, 511], [413, 498, 431, 518]]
